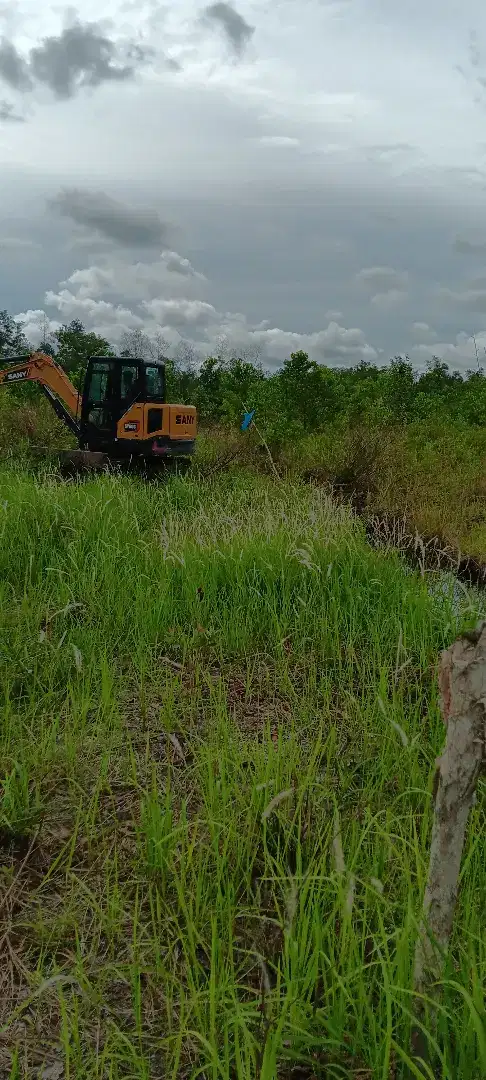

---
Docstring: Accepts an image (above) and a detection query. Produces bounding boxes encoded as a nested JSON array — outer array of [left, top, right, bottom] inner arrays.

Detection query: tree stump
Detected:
[[412, 621, 486, 1067]]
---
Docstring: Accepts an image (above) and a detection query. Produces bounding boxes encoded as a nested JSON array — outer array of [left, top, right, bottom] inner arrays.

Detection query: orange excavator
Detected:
[[0, 351, 197, 472]]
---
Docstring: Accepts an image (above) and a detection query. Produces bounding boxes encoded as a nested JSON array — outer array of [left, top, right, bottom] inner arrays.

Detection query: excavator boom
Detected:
[[0, 352, 81, 437]]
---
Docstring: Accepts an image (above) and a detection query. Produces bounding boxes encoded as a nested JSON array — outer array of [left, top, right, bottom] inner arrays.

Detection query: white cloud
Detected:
[[44, 289, 144, 329], [258, 135, 300, 147], [49, 251, 206, 306], [411, 321, 438, 342], [356, 267, 409, 312], [161, 250, 204, 277], [437, 285, 486, 312], [16, 244, 378, 367], [370, 289, 408, 310], [14, 308, 61, 342], [410, 331, 486, 369], [246, 320, 378, 365], [356, 266, 409, 292], [142, 297, 219, 327]]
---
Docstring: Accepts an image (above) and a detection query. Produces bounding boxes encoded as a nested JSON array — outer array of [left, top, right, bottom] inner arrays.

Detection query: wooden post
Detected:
[[412, 621, 486, 1064]]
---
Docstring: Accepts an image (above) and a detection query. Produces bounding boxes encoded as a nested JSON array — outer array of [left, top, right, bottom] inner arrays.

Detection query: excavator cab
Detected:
[[80, 356, 158, 447], [0, 351, 197, 471], [80, 356, 196, 460]]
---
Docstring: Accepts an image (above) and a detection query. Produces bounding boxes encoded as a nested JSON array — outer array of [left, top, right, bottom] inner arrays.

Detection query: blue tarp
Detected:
[[241, 410, 255, 431]]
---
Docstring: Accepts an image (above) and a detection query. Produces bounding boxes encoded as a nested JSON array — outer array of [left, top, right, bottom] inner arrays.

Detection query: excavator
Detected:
[[0, 351, 197, 473]]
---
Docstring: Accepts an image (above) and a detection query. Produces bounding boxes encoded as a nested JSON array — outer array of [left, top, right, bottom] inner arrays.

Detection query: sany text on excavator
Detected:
[[0, 351, 197, 472]]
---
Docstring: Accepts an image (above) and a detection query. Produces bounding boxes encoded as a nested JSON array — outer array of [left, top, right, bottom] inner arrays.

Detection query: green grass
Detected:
[[164, 421, 486, 563], [264, 420, 486, 559], [0, 464, 484, 1078], [4, 390, 486, 561]]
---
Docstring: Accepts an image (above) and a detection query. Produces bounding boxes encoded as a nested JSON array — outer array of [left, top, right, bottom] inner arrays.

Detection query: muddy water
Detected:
[[428, 570, 486, 621], [363, 511, 486, 622]]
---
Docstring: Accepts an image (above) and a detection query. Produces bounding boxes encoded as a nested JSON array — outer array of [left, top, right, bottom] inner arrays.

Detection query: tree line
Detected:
[[2, 309, 486, 443]]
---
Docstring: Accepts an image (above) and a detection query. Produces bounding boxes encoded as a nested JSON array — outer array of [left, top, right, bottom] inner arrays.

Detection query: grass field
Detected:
[[4, 393, 486, 559], [249, 421, 486, 561], [0, 464, 485, 1079]]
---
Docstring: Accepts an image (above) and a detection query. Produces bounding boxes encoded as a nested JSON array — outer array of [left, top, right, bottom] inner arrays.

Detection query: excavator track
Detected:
[[59, 450, 112, 476], [58, 450, 191, 478]]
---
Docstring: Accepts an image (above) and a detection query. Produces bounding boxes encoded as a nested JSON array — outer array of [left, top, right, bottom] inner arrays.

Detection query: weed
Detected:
[[0, 465, 483, 1078]]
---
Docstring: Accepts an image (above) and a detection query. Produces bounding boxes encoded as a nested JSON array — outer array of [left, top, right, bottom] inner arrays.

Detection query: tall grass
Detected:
[[4, 388, 486, 559], [0, 465, 484, 1078]]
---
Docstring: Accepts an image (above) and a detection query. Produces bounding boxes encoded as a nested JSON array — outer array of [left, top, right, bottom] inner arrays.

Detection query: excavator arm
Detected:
[[0, 352, 81, 438]]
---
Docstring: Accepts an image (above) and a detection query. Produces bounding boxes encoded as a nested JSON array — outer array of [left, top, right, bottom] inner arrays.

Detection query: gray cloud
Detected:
[[29, 20, 151, 100], [364, 142, 420, 167], [48, 188, 173, 249], [468, 29, 481, 68], [411, 321, 438, 342], [0, 19, 154, 106], [202, 2, 254, 56], [5, 4, 486, 377], [258, 135, 300, 147], [355, 266, 409, 311], [0, 97, 24, 121], [6, 170, 486, 374], [453, 235, 486, 254], [367, 142, 416, 155], [356, 265, 409, 291], [0, 37, 32, 91], [370, 288, 407, 310], [437, 285, 486, 312], [0, 236, 40, 251], [467, 273, 486, 288], [457, 28, 486, 104]]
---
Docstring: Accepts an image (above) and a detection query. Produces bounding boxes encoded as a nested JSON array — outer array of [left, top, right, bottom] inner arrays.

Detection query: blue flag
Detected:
[[241, 409, 255, 432]]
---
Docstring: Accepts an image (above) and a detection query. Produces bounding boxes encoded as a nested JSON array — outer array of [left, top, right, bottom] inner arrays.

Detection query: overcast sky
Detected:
[[3, 1, 486, 369]]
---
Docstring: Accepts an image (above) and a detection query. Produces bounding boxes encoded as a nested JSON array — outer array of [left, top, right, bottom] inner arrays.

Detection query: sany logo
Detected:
[[124, 421, 139, 432], [5, 368, 29, 381]]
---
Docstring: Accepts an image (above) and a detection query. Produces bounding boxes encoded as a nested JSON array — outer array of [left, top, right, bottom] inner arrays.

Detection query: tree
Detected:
[[382, 356, 416, 422], [120, 329, 170, 362], [0, 310, 31, 358], [170, 339, 200, 404], [54, 321, 114, 387], [195, 355, 226, 421], [276, 350, 336, 435]]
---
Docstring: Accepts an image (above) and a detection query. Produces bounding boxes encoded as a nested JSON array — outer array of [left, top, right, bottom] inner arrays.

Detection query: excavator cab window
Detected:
[[144, 364, 165, 402], [82, 359, 120, 442], [120, 364, 140, 404], [88, 362, 112, 404]]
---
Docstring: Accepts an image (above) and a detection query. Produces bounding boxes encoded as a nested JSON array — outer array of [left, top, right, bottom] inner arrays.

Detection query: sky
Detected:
[[3, 2, 486, 370]]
